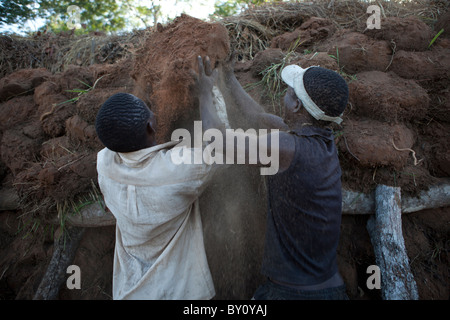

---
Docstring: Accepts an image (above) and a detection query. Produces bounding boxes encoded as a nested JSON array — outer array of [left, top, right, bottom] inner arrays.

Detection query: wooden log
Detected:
[[342, 179, 450, 214], [63, 202, 116, 227], [402, 179, 450, 213], [63, 179, 449, 227], [342, 189, 375, 214], [33, 226, 85, 300], [366, 184, 419, 300], [3, 179, 449, 219]]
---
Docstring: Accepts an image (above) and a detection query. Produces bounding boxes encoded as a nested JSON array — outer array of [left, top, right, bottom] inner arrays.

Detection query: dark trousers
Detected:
[[253, 279, 349, 300]]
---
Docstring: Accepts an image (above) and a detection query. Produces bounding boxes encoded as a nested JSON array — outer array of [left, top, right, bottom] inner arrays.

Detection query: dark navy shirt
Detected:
[[261, 125, 342, 285]]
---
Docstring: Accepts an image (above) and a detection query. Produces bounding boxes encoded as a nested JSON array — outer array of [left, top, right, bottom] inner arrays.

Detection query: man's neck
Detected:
[[289, 112, 317, 131]]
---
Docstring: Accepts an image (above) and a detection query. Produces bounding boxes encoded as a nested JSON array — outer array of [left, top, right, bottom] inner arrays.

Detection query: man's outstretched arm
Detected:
[[216, 54, 289, 132], [195, 56, 294, 173]]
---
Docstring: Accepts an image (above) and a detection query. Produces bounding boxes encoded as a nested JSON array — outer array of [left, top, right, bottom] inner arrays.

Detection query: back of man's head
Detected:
[[303, 67, 348, 118], [95, 93, 151, 153]]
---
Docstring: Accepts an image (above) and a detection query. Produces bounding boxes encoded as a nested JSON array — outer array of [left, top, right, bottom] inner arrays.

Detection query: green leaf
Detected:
[[428, 28, 445, 48]]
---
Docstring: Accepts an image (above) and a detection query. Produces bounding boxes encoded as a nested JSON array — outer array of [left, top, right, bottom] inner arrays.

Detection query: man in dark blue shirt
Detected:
[[209, 57, 349, 300]]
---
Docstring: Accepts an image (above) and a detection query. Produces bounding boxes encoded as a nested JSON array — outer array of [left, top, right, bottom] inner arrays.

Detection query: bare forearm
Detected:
[[199, 90, 224, 132], [218, 71, 288, 131], [224, 72, 265, 114], [217, 69, 265, 129]]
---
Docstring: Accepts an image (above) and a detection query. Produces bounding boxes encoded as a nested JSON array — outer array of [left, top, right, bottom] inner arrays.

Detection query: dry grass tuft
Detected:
[[0, 30, 147, 78], [219, 0, 447, 61]]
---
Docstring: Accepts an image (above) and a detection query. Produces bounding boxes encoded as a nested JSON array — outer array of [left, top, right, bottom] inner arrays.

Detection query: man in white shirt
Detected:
[[95, 65, 220, 299]]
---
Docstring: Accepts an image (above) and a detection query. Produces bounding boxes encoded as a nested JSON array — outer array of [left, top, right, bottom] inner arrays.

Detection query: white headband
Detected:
[[281, 65, 343, 125]]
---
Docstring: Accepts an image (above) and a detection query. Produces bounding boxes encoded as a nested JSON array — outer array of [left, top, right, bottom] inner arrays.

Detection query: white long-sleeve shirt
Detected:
[[97, 141, 217, 300]]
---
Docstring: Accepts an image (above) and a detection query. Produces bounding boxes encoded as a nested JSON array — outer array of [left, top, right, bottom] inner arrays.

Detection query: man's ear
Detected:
[[293, 99, 302, 113], [147, 121, 155, 135]]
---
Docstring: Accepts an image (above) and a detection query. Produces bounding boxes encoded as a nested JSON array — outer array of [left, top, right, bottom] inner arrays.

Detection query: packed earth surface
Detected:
[[0, 2, 449, 300]]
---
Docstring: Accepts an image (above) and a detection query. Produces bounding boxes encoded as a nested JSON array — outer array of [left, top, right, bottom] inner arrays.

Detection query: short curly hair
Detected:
[[95, 93, 152, 153], [303, 67, 349, 117]]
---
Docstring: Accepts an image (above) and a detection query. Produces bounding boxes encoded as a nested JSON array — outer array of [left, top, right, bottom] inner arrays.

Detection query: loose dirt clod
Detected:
[[132, 14, 230, 143]]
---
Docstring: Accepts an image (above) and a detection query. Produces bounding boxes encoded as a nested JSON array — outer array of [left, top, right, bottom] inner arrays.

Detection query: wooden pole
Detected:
[[366, 184, 419, 300], [63, 202, 115, 227], [342, 179, 450, 215], [33, 226, 85, 300]]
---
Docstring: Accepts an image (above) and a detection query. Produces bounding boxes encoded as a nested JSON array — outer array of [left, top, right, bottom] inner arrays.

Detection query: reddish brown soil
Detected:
[[0, 14, 448, 300], [270, 17, 337, 52], [132, 14, 230, 143], [364, 16, 434, 51], [322, 30, 393, 74], [348, 71, 429, 122]]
